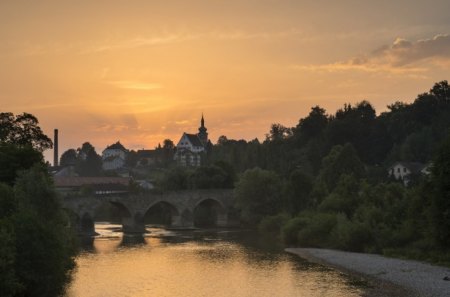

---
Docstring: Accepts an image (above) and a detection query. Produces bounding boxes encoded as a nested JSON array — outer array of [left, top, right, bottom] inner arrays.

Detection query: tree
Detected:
[[429, 134, 450, 246], [0, 112, 52, 152], [125, 150, 138, 168], [294, 106, 329, 143], [77, 142, 95, 159], [234, 168, 283, 225], [162, 139, 175, 165], [0, 144, 43, 185], [188, 165, 229, 189], [10, 166, 76, 296], [265, 124, 292, 142], [0, 167, 77, 297], [318, 143, 365, 191], [287, 170, 313, 214], [430, 80, 450, 102], [75, 142, 102, 176], [59, 149, 77, 167]]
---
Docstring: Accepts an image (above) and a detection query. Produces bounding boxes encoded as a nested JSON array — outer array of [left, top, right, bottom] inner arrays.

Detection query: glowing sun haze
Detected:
[[1, 0, 450, 160]]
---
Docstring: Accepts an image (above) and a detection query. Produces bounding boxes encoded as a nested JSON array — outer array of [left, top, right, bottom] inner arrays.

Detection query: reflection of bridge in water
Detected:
[[62, 190, 236, 234]]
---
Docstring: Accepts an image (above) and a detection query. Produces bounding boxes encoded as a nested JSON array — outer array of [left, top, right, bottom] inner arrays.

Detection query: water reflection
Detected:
[[66, 223, 365, 297]]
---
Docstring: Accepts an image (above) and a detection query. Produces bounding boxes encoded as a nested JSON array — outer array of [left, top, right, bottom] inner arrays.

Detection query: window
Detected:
[[397, 168, 400, 173], [403, 168, 407, 173]]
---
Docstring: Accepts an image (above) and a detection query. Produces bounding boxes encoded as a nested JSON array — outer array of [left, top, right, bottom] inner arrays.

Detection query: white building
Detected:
[[174, 115, 209, 167], [388, 161, 427, 185], [102, 141, 127, 170]]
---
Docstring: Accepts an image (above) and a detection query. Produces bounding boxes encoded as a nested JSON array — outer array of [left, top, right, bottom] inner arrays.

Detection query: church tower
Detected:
[[198, 113, 208, 146]]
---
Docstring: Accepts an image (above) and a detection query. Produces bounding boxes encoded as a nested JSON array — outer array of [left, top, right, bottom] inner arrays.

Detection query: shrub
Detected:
[[258, 213, 290, 235], [297, 212, 336, 247], [330, 213, 371, 252]]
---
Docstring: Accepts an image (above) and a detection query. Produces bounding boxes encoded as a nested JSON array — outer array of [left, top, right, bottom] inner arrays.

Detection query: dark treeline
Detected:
[[210, 81, 450, 176], [210, 81, 450, 264], [0, 113, 77, 297]]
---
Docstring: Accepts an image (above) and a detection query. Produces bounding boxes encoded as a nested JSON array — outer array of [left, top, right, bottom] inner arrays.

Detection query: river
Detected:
[[65, 223, 367, 297]]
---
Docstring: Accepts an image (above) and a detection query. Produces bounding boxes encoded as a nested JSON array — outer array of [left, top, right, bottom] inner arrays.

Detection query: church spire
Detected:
[[198, 113, 208, 145]]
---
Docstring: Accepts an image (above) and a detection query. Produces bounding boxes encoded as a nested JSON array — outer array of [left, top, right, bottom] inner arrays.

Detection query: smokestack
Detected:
[[54, 129, 59, 167]]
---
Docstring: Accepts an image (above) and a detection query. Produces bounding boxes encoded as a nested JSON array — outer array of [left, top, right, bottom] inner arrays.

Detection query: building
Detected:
[[137, 149, 158, 166], [174, 115, 210, 166], [102, 141, 127, 170], [388, 161, 429, 185]]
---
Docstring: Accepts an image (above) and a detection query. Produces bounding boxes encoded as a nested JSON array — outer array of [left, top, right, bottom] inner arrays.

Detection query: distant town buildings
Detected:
[[174, 114, 211, 166], [51, 114, 211, 184], [102, 141, 127, 170]]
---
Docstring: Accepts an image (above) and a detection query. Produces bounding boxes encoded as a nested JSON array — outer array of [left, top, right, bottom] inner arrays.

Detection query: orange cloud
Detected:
[[292, 34, 450, 75]]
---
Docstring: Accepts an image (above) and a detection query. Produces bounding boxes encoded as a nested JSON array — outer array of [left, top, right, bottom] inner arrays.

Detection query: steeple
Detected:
[[198, 113, 208, 145]]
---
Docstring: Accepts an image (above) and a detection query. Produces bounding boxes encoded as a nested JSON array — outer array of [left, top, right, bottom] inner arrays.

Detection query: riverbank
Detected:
[[286, 248, 450, 297]]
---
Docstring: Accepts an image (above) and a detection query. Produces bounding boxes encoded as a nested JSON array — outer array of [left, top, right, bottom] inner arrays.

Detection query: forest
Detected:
[[154, 80, 450, 263], [208, 81, 450, 264]]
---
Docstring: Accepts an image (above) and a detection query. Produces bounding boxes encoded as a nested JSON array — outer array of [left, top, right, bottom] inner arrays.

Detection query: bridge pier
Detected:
[[171, 209, 195, 229], [77, 212, 96, 236], [216, 213, 228, 227], [122, 214, 146, 233]]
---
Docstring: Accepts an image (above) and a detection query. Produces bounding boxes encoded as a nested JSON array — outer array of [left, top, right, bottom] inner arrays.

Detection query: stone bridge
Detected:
[[62, 189, 236, 234]]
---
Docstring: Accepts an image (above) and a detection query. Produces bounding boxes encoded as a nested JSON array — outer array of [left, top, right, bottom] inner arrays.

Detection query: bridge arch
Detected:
[[193, 198, 227, 227], [144, 201, 181, 227], [109, 201, 132, 218]]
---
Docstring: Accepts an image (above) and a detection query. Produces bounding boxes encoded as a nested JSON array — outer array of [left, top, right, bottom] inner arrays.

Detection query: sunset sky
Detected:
[[1, 0, 450, 162]]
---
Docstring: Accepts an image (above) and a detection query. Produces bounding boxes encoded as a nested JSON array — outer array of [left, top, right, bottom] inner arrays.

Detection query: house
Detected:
[[174, 115, 210, 166], [388, 161, 428, 185], [102, 141, 127, 170], [137, 149, 158, 166]]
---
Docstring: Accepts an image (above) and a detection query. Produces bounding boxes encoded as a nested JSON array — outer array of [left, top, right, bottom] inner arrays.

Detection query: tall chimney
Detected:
[[54, 129, 59, 167]]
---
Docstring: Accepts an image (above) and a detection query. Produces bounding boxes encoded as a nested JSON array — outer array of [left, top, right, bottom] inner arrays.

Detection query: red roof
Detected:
[[54, 176, 129, 187]]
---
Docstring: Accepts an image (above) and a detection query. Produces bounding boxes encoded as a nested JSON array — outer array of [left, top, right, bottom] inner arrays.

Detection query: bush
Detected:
[[297, 212, 336, 247], [258, 213, 290, 235], [281, 216, 308, 245], [330, 213, 371, 252]]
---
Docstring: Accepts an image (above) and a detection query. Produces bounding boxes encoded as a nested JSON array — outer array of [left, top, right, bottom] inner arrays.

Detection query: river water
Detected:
[[65, 223, 367, 297]]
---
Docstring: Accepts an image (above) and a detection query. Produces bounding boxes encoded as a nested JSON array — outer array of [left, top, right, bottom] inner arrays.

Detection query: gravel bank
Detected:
[[286, 248, 450, 297]]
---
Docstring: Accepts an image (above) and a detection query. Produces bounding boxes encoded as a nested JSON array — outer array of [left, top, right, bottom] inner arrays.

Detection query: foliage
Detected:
[[59, 142, 103, 176], [0, 112, 52, 152], [189, 165, 228, 189], [59, 148, 77, 166], [258, 213, 290, 235], [429, 134, 450, 246], [221, 81, 450, 263], [0, 144, 43, 185], [234, 168, 283, 225], [0, 166, 77, 297], [318, 143, 365, 191], [75, 142, 102, 176], [157, 167, 191, 191], [285, 170, 313, 214], [0, 114, 76, 296]]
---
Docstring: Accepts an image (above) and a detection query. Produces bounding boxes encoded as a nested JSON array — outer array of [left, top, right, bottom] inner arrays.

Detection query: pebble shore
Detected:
[[286, 248, 450, 297]]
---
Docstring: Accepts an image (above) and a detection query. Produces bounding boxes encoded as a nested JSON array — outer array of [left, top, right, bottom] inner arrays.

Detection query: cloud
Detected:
[[81, 29, 307, 54], [88, 113, 141, 133], [379, 34, 450, 66], [107, 80, 163, 91], [292, 34, 450, 74], [82, 34, 200, 54]]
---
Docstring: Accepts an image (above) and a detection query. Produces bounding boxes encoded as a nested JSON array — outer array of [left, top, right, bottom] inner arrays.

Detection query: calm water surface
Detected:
[[65, 223, 366, 297]]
